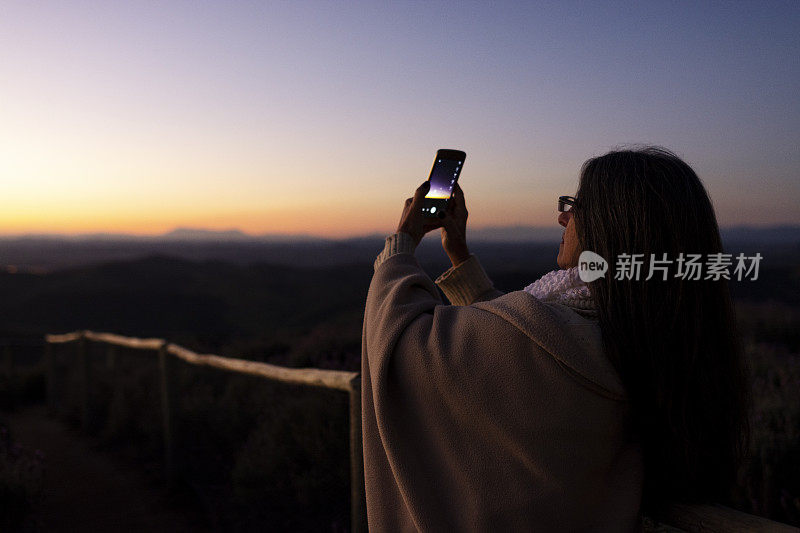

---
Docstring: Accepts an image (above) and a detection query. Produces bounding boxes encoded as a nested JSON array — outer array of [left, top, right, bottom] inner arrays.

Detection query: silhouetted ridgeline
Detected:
[[1, 228, 799, 363], [1, 224, 798, 273]]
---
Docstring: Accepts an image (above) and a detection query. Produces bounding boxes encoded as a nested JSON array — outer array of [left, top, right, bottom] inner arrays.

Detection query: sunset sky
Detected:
[[1, 1, 798, 239]]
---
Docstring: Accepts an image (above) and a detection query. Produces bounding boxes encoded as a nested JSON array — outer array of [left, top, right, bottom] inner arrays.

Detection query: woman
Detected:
[[361, 146, 750, 532]]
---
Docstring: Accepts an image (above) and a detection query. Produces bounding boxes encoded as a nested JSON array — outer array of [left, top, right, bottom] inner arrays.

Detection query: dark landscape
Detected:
[[1, 225, 799, 530]]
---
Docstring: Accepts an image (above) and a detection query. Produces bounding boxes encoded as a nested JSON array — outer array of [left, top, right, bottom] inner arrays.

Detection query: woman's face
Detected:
[[557, 210, 581, 269]]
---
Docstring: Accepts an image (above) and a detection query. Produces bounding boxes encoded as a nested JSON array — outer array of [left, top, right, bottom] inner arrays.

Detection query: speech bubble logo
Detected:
[[578, 250, 608, 282]]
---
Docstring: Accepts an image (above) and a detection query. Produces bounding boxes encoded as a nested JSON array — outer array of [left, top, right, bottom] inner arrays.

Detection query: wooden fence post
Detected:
[[4, 345, 14, 410], [349, 375, 367, 533], [78, 331, 90, 431], [45, 341, 55, 414], [158, 341, 177, 488], [107, 344, 121, 423]]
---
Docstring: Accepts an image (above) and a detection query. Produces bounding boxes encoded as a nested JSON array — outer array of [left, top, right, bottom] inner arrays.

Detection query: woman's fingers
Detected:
[[455, 183, 465, 205], [447, 184, 459, 211], [441, 212, 458, 232], [450, 183, 467, 218]]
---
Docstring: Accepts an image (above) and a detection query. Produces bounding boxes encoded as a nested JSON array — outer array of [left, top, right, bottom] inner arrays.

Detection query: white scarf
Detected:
[[523, 266, 596, 310]]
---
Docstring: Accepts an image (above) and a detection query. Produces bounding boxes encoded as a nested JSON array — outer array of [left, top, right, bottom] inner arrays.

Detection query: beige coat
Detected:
[[362, 233, 644, 532]]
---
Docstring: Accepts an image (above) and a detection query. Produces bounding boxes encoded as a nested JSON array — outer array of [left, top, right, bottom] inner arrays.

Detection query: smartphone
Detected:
[[422, 149, 466, 218]]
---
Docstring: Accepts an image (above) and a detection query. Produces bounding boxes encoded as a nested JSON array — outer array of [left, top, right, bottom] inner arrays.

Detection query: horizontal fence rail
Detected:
[[167, 343, 357, 391], [653, 502, 799, 532], [40, 330, 797, 533]]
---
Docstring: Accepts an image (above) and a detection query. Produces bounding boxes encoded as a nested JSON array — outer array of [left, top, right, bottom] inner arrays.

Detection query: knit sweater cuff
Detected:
[[434, 253, 495, 306], [373, 231, 418, 271]]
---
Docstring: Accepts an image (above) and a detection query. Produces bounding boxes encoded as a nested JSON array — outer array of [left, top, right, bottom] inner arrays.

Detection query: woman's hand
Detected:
[[396, 180, 444, 246], [440, 182, 470, 266]]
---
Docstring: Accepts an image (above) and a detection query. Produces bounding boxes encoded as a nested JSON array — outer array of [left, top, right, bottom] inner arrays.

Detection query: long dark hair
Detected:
[[573, 146, 750, 512]]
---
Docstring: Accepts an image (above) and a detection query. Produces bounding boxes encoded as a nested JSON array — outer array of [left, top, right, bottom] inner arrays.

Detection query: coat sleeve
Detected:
[[372, 231, 505, 306], [434, 253, 505, 305], [362, 251, 533, 530]]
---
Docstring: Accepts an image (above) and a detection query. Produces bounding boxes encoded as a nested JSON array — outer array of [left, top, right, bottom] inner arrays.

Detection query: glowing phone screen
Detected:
[[426, 158, 463, 199]]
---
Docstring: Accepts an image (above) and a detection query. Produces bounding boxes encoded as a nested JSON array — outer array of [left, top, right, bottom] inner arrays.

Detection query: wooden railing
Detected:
[[41, 331, 798, 533], [648, 502, 799, 532], [44, 330, 366, 532]]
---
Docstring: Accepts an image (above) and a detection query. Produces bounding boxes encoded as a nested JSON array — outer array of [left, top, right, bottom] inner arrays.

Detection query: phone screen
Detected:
[[422, 150, 465, 217], [425, 157, 463, 200]]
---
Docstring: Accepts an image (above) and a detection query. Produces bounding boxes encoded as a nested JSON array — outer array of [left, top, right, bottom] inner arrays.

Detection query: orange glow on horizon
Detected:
[[0, 198, 562, 239]]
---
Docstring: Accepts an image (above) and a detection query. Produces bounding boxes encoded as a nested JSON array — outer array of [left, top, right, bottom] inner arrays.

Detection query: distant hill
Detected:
[[719, 224, 800, 244], [3, 223, 799, 244], [1, 241, 798, 362], [1, 224, 798, 273], [162, 227, 255, 241], [162, 227, 332, 243], [1, 228, 331, 244]]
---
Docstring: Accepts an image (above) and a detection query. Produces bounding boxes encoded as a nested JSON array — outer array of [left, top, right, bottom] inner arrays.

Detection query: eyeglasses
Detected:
[[558, 195, 578, 213]]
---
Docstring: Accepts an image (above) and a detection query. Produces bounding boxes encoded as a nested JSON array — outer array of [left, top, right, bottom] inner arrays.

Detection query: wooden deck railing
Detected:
[[40, 331, 798, 533], [44, 330, 366, 532]]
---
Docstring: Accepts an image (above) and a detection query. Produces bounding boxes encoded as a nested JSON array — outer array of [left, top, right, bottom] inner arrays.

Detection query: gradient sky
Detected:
[[1, 1, 798, 238]]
